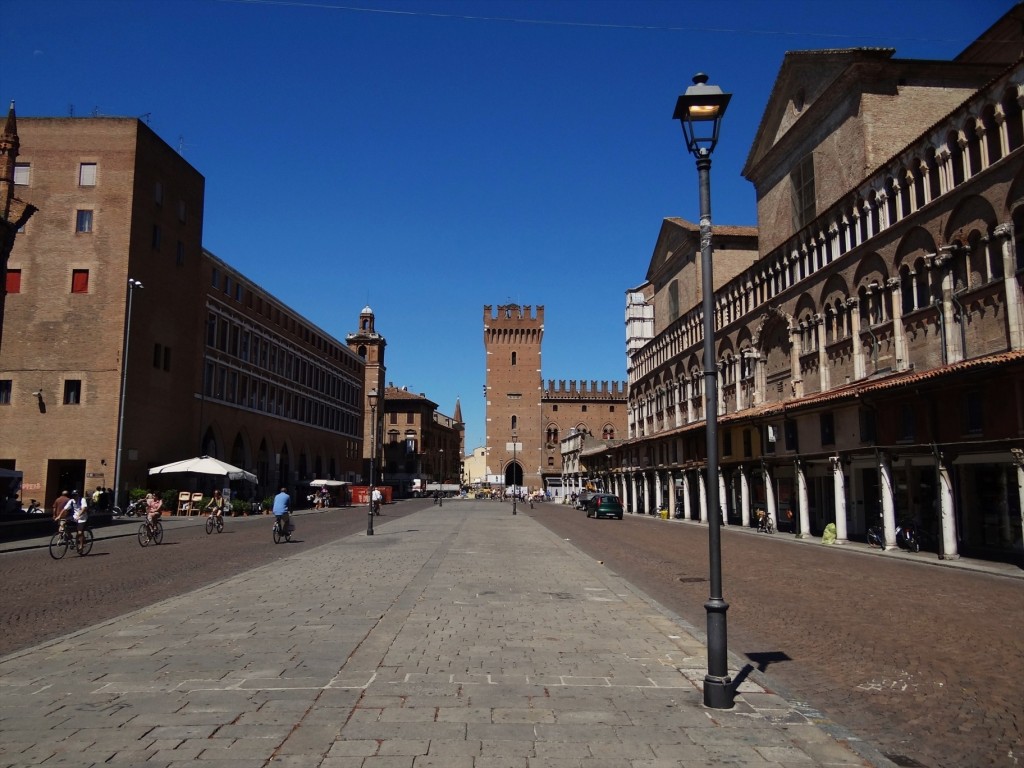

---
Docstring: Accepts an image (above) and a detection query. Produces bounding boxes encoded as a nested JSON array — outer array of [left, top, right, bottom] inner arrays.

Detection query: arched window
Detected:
[[511, 351, 517, 366], [511, 415, 518, 431], [914, 257, 931, 309]]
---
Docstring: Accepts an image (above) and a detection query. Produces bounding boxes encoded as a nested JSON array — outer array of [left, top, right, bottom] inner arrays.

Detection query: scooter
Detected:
[[866, 520, 921, 552], [23, 499, 42, 514]]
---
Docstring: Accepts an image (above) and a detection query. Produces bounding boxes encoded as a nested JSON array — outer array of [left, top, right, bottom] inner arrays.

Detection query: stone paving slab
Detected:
[[0, 503, 892, 767]]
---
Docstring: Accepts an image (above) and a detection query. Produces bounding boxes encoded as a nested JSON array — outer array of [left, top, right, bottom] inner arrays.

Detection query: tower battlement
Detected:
[[543, 380, 627, 400], [483, 304, 545, 325]]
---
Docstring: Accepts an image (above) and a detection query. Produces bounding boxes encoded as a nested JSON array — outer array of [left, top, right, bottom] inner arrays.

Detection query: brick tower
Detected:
[[483, 304, 543, 492], [0, 101, 37, 357], [346, 306, 387, 482]]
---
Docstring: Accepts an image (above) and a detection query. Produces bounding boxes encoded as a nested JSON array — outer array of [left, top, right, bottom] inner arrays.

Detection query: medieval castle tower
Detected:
[[484, 303, 627, 493]]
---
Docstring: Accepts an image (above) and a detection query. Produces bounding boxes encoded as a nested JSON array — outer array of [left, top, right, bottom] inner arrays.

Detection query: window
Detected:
[[511, 351, 517, 366], [791, 154, 816, 232], [743, 429, 752, 458], [177, 200, 186, 222], [511, 415, 518, 431], [63, 380, 81, 405], [765, 425, 777, 454], [151, 224, 161, 250], [722, 430, 733, 456], [176, 240, 185, 266], [784, 420, 799, 451], [71, 270, 89, 294], [0, 380, 11, 405], [211, 267, 220, 288], [898, 403, 916, 442], [581, 405, 587, 412], [79, 162, 97, 186], [75, 209, 93, 233], [820, 413, 835, 446], [5, 269, 21, 294], [859, 408, 877, 444], [964, 391, 983, 435], [13, 163, 29, 185]]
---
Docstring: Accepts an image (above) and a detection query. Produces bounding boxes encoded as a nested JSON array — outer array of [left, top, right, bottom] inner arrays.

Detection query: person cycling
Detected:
[[144, 493, 163, 535], [371, 487, 382, 515], [205, 489, 226, 525], [273, 486, 292, 534], [62, 490, 88, 552]]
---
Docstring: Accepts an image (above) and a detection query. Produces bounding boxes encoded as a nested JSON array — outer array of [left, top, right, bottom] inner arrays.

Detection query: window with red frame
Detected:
[[71, 270, 89, 293], [5, 269, 21, 294]]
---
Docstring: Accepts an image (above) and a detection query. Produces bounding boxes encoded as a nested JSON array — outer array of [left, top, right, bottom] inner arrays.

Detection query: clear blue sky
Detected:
[[1, 0, 1011, 450]]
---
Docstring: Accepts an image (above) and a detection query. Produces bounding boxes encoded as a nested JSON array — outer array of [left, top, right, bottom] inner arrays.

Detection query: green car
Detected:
[[586, 493, 624, 520]]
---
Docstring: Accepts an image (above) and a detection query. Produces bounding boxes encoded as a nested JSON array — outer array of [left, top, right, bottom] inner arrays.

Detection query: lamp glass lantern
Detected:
[[673, 73, 731, 157]]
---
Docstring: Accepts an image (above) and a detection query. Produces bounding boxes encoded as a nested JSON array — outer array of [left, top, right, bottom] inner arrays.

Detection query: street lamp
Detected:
[[511, 430, 518, 516], [674, 72, 733, 710], [367, 387, 378, 536], [113, 278, 143, 515]]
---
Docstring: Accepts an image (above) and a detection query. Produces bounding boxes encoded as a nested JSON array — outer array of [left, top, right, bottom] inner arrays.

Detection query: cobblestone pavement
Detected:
[[527, 503, 1024, 768], [0, 505, 416, 657], [0, 502, 888, 767]]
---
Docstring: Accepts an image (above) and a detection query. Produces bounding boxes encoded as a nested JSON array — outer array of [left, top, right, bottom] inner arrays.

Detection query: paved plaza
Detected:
[[0, 503, 887, 767]]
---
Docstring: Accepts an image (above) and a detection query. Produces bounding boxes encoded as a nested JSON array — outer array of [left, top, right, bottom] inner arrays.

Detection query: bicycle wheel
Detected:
[[766, 518, 775, 534], [49, 532, 69, 560], [205, 517, 215, 535], [77, 528, 94, 556], [110, 505, 122, 517], [215, 518, 224, 533], [138, 523, 151, 547], [272, 522, 282, 544], [153, 521, 164, 544]]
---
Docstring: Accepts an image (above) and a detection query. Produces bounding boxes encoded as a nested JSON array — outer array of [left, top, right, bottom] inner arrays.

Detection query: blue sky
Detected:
[[1, 0, 1012, 449]]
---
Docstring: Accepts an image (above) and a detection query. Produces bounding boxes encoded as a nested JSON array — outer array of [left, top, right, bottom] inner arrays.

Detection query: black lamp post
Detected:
[[511, 430, 518, 516], [674, 72, 734, 710], [367, 387, 378, 536]]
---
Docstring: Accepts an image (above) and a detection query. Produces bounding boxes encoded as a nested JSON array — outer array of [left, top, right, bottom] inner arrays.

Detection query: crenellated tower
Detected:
[[346, 306, 387, 480], [483, 304, 544, 491]]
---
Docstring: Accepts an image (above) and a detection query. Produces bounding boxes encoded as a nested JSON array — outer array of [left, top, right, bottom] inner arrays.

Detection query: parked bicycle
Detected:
[[138, 519, 164, 547], [49, 521, 94, 559], [756, 509, 775, 534]]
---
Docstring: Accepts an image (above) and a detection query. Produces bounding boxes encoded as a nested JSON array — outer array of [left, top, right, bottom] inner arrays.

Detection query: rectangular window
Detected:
[[582, 405, 588, 412], [71, 269, 89, 294], [63, 379, 81, 405], [75, 209, 93, 233], [79, 162, 97, 186], [151, 224, 161, 250], [743, 428, 753, 458], [14, 163, 30, 185], [722, 430, 733, 456], [765, 424, 777, 454], [964, 391, 983, 435], [5, 269, 21, 294], [820, 413, 835, 446], [898, 404, 916, 442], [791, 154, 816, 232], [177, 200, 186, 222], [859, 408, 877, 444], [0, 380, 11, 405], [211, 267, 219, 288], [390, 412, 398, 424], [784, 420, 799, 451]]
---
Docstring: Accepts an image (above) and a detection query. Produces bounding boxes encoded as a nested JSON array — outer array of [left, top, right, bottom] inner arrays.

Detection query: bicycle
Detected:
[[49, 522, 94, 559], [756, 510, 775, 534], [205, 513, 224, 534], [138, 519, 164, 547], [272, 516, 292, 544]]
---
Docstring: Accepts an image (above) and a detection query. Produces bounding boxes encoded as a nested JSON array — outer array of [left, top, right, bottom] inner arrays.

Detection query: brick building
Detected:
[[379, 385, 463, 496], [483, 303, 627, 495], [608, 6, 1024, 564], [0, 116, 366, 507]]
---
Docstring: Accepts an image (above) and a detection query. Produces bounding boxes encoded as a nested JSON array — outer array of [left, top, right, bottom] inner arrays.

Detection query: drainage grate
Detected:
[[677, 576, 707, 584]]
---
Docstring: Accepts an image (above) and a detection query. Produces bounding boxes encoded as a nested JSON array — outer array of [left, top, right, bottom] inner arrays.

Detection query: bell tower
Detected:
[[346, 306, 387, 472], [483, 304, 544, 492]]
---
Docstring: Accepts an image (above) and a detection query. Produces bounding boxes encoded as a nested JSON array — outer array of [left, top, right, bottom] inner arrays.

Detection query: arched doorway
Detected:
[[504, 461, 523, 488]]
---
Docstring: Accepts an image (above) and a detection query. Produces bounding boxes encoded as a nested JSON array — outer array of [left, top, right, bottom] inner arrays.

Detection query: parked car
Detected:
[[574, 490, 598, 510], [586, 493, 624, 520]]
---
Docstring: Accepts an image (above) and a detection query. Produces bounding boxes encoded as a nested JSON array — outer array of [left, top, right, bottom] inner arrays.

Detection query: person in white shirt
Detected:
[[371, 487, 382, 516], [63, 490, 89, 553]]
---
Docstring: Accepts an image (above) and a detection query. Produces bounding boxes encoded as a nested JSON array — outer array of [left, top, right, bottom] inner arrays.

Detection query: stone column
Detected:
[[847, 297, 865, 380], [937, 451, 960, 560], [763, 462, 777, 531], [642, 471, 651, 515], [829, 455, 849, 544], [698, 470, 708, 523], [739, 464, 751, 528], [655, 469, 664, 514], [935, 246, 964, 363], [816, 314, 829, 391], [887, 277, 908, 370], [789, 324, 804, 398], [995, 222, 1023, 350], [879, 452, 897, 550], [668, 470, 677, 519], [795, 458, 811, 539]]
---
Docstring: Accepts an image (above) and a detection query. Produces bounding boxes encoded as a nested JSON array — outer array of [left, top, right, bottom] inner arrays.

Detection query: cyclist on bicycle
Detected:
[[273, 486, 292, 534], [144, 493, 163, 533], [205, 489, 226, 526], [62, 490, 89, 552]]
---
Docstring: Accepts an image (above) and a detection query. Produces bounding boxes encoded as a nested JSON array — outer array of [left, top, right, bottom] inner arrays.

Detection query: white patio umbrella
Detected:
[[148, 455, 258, 484], [309, 479, 348, 487]]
